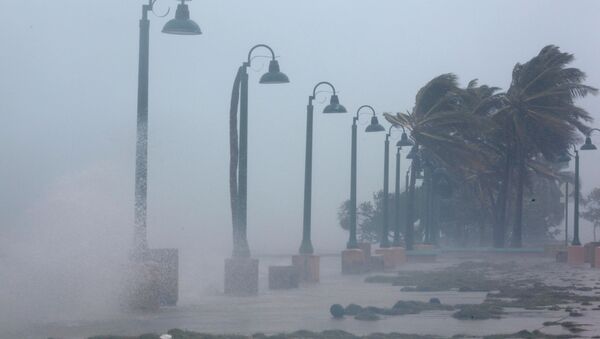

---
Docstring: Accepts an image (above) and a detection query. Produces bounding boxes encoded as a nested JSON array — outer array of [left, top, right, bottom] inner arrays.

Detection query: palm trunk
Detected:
[[493, 152, 511, 248], [512, 144, 525, 248]]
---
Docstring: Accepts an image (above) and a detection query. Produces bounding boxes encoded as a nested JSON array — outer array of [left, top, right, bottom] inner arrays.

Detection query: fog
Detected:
[[1, 0, 600, 333]]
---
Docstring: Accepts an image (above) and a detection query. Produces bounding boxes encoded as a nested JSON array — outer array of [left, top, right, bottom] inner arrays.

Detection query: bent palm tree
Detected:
[[492, 45, 597, 247]]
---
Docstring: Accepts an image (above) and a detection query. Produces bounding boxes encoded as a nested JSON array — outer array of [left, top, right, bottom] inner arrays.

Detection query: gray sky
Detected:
[[1, 0, 600, 260]]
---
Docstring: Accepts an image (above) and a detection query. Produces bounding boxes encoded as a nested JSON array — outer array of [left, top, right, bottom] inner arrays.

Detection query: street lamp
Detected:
[[232, 44, 289, 258], [380, 126, 412, 248], [133, 0, 200, 260], [225, 44, 289, 295], [573, 129, 599, 246], [347, 106, 385, 249], [404, 144, 419, 250], [299, 82, 347, 255], [393, 128, 413, 247]]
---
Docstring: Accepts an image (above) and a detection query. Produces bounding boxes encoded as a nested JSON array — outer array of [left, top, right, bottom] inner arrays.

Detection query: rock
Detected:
[[429, 297, 441, 304], [569, 311, 584, 317], [354, 310, 380, 321], [330, 304, 345, 318], [344, 303, 363, 316]]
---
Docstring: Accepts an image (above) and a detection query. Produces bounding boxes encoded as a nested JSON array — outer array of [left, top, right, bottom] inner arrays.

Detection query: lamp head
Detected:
[[259, 60, 290, 84], [581, 136, 597, 151], [323, 94, 347, 113], [162, 1, 202, 35], [365, 116, 385, 132], [396, 131, 413, 147]]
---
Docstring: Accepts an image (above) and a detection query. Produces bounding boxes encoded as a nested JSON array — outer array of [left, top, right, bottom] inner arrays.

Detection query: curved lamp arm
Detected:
[[245, 44, 276, 66], [387, 124, 406, 137], [311, 81, 337, 99], [355, 105, 376, 120], [587, 128, 600, 136]]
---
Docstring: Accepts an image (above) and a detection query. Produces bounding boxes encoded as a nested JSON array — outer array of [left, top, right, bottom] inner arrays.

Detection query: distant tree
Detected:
[[582, 188, 600, 241], [338, 188, 423, 244]]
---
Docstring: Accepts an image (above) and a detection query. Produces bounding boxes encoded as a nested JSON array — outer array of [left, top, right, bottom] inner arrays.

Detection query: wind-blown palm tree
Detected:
[[385, 74, 497, 248], [491, 45, 597, 247]]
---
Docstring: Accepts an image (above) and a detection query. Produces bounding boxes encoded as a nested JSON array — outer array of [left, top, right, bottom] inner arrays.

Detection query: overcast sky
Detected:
[[1, 0, 600, 263]]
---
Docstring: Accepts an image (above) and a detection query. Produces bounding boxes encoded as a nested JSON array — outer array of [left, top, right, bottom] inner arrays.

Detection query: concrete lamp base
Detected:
[[224, 257, 259, 296], [126, 260, 161, 312], [584, 242, 600, 265], [374, 248, 398, 270], [391, 247, 407, 265], [147, 248, 179, 306], [292, 254, 319, 283], [341, 249, 366, 274], [595, 247, 600, 269], [567, 246, 585, 266]]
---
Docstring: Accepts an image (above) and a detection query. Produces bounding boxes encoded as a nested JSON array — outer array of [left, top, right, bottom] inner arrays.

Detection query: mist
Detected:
[[2, 0, 600, 337]]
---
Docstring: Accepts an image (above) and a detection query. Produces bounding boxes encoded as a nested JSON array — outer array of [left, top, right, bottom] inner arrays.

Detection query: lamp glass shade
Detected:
[[396, 132, 413, 147], [162, 4, 202, 35], [581, 136, 597, 150], [259, 60, 290, 84], [323, 94, 347, 113], [365, 116, 385, 132]]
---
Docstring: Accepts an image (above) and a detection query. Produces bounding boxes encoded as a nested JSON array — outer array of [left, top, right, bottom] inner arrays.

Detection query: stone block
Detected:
[[147, 248, 179, 306], [567, 246, 585, 266], [341, 249, 366, 274], [584, 242, 600, 265], [225, 257, 259, 295], [292, 254, 320, 283], [595, 247, 600, 269], [268, 265, 299, 289], [368, 254, 385, 272], [126, 261, 161, 312], [391, 247, 407, 265], [375, 248, 398, 269], [357, 242, 372, 258]]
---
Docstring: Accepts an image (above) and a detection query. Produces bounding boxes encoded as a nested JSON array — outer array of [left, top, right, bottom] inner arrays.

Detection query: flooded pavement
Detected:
[[3, 254, 600, 338]]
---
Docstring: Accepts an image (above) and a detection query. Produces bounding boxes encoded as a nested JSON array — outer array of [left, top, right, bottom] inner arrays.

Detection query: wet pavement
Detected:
[[3, 253, 600, 338]]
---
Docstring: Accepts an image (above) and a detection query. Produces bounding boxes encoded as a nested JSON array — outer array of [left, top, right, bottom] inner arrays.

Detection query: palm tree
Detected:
[[385, 74, 497, 248], [490, 45, 597, 247]]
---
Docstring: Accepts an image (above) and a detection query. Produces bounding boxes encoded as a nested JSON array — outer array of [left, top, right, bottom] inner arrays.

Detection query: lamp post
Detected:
[[225, 44, 289, 294], [393, 129, 413, 247], [347, 106, 385, 249], [133, 0, 200, 260], [299, 82, 347, 255], [574, 129, 599, 246], [233, 45, 289, 258], [380, 126, 413, 248]]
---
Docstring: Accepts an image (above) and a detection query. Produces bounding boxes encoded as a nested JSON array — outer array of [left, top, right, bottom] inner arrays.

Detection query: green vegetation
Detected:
[[339, 45, 597, 248]]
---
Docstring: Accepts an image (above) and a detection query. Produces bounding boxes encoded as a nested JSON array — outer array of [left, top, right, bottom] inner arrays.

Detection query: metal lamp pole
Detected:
[[133, 0, 200, 260], [393, 128, 412, 247], [300, 82, 347, 254], [233, 44, 289, 258], [347, 106, 385, 249], [574, 129, 599, 246]]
